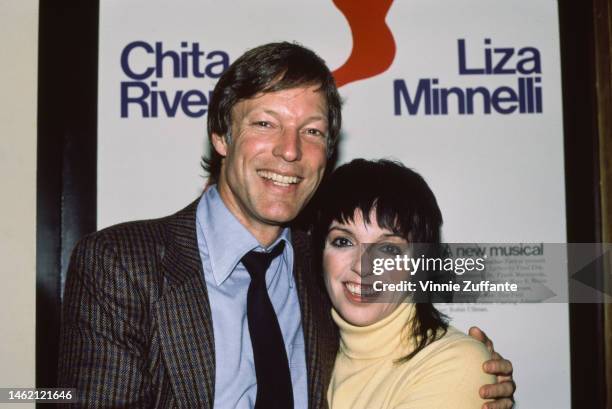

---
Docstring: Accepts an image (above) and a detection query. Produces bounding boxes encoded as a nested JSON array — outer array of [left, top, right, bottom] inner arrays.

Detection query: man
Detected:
[[58, 42, 514, 408]]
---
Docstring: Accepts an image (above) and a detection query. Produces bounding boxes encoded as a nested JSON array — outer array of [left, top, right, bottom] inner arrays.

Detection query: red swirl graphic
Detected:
[[332, 0, 396, 87]]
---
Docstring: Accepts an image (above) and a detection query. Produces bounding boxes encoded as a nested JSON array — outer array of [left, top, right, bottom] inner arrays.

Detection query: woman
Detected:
[[315, 159, 495, 409]]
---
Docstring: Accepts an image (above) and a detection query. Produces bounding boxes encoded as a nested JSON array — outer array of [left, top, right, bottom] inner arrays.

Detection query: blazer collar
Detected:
[[156, 198, 216, 408], [155, 199, 335, 409]]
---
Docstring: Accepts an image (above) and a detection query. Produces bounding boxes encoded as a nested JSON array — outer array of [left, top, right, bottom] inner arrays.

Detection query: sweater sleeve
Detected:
[[393, 334, 496, 409]]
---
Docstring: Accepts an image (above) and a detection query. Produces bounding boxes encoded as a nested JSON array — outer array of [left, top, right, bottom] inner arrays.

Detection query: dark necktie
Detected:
[[241, 241, 294, 409]]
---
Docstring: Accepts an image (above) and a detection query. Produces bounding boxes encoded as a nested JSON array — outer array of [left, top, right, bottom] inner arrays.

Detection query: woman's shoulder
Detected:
[[391, 326, 495, 408], [413, 326, 493, 370], [403, 325, 496, 387], [430, 326, 491, 356]]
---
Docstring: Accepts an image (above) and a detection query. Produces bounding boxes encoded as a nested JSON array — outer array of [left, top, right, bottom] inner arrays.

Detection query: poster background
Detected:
[[98, 1, 570, 407]]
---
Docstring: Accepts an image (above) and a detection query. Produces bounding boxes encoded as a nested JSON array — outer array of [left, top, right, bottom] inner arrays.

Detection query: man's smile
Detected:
[[257, 170, 302, 187]]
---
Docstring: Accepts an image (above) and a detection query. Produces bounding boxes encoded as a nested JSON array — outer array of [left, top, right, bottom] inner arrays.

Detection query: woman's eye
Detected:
[[330, 237, 353, 248], [377, 243, 402, 255], [254, 121, 272, 128]]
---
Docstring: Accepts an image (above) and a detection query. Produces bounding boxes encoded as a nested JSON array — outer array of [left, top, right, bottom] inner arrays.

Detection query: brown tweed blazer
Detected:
[[58, 199, 339, 408]]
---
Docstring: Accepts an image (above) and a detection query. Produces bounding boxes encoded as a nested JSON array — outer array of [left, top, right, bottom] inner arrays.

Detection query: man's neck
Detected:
[[214, 184, 284, 248], [246, 225, 284, 248]]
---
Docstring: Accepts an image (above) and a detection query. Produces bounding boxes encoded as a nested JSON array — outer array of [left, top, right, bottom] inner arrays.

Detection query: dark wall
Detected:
[[36, 0, 99, 390], [558, 0, 606, 408]]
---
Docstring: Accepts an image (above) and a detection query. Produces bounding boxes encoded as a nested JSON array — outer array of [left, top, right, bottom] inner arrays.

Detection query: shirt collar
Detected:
[[197, 185, 293, 286]]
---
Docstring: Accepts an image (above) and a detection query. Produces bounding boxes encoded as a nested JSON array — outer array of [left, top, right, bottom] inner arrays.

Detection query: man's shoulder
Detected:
[[77, 214, 168, 253], [71, 199, 199, 268]]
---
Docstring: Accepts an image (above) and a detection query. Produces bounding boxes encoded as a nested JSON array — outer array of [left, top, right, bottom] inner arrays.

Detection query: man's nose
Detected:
[[273, 128, 302, 162]]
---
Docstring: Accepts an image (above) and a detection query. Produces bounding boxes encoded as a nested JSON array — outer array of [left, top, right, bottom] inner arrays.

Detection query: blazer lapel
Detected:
[[155, 199, 215, 408]]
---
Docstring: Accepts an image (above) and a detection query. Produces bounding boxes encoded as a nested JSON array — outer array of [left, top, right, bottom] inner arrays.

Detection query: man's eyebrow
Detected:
[[304, 114, 328, 123], [261, 109, 280, 116], [258, 109, 327, 121]]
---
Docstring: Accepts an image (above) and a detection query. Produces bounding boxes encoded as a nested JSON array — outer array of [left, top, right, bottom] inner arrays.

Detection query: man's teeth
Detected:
[[345, 282, 376, 296], [258, 171, 299, 186]]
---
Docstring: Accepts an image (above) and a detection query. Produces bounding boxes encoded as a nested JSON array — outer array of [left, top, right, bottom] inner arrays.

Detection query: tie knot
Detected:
[[241, 241, 286, 281]]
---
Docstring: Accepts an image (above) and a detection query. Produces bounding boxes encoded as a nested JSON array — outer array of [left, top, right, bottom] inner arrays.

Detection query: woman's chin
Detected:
[[337, 302, 397, 327]]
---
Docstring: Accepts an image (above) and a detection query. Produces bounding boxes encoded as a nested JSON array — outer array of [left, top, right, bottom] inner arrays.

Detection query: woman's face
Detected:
[[323, 209, 410, 326]]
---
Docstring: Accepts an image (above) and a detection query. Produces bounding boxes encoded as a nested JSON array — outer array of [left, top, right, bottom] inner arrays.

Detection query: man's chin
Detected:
[[259, 211, 300, 226], [256, 202, 305, 225]]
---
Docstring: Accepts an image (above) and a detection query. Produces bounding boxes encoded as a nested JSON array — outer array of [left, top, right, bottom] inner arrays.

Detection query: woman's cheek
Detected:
[[322, 252, 333, 290], [323, 251, 342, 305]]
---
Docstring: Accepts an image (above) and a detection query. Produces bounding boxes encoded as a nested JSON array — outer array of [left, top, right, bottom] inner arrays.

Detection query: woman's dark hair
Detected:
[[202, 42, 342, 183], [314, 158, 449, 362]]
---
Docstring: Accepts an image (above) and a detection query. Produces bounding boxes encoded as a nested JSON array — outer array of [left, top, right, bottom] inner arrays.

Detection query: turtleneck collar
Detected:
[[331, 302, 417, 359]]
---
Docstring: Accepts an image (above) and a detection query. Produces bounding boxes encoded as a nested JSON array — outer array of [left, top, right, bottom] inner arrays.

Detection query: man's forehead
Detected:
[[231, 86, 329, 117], [249, 84, 325, 101]]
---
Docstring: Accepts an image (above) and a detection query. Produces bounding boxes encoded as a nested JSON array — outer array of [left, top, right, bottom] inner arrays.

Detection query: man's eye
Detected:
[[305, 128, 325, 137], [330, 237, 353, 248], [254, 121, 272, 128]]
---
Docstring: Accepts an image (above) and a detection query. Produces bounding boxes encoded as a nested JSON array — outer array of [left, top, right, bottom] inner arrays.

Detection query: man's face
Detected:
[[212, 85, 328, 241]]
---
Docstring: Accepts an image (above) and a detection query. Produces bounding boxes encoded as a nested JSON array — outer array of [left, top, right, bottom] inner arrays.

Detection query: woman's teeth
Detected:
[[345, 282, 376, 296]]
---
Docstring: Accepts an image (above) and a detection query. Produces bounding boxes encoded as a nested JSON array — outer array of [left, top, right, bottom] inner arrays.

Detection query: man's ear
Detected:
[[211, 132, 228, 157]]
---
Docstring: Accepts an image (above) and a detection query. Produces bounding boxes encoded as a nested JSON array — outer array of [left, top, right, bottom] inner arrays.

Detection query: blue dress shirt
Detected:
[[195, 186, 308, 409]]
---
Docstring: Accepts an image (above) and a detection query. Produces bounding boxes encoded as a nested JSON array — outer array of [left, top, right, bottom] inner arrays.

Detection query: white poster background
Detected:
[[98, 1, 570, 407]]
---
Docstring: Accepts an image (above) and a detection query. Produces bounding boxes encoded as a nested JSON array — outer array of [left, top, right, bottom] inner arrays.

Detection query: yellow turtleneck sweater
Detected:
[[327, 302, 495, 409]]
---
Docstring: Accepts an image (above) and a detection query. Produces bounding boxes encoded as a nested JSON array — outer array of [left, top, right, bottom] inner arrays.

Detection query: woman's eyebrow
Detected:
[[376, 233, 407, 242], [327, 226, 352, 235], [381, 233, 404, 238]]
